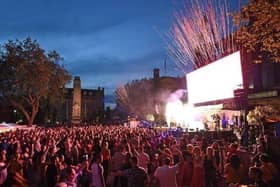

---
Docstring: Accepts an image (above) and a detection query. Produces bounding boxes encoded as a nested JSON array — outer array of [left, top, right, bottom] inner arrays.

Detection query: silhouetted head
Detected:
[[230, 154, 241, 169]]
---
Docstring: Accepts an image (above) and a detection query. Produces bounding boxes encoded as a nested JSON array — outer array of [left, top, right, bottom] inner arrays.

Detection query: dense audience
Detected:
[[0, 125, 279, 187]]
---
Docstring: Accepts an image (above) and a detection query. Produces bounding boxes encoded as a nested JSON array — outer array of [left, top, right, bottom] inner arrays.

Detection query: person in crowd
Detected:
[[190, 146, 205, 187], [191, 135, 199, 145], [154, 157, 179, 187], [0, 139, 9, 152], [77, 160, 92, 187], [64, 167, 78, 187], [114, 156, 149, 187], [3, 171, 29, 187], [211, 141, 223, 174], [226, 142, 250, 175], [55, 182, 67, 187], [91, 153, 105, 187], [101, 141, 111, 182], [170, 139, 181, 165], [93, 138, 102, 156], [150, 153, 160, 175], [0, 153, 8, 185], [71, 140, 80, 165], [135, 146, 150, 172], [120, 153, 132, 187], [252, 144, 266, 167], [149, 153, 161, 187], [0, 124, 278, 187], [46, 156, 58, 187], [226, 143, 239, 163], [204, 146, 218, 187], [248, 166, 268, 187], [259, 153, 279, 186], [112, 144, 126, 187], [224, 154, 245, 184], [57, 160, 85, 187], [177, 150, 193, 187], [8, 152, 23, 176]]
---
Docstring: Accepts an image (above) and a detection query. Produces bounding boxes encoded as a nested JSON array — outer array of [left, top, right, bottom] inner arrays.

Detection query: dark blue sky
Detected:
[[0, 0, 182, 96]]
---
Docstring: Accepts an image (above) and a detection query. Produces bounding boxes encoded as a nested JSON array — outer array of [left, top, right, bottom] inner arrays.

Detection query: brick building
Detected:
[[57, 76, 105, 124]]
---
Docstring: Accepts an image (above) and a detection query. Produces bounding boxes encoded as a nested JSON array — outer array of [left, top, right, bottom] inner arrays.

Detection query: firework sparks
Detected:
[[166, 0, 238, 72], [115, 85, 132, 113], [115, 80, 155, 118]]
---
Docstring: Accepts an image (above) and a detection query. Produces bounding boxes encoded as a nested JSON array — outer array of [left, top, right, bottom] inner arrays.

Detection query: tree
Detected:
[[247, 105, 280, 136], [0, 37, 71, 125], [234, 0, 280, 63]]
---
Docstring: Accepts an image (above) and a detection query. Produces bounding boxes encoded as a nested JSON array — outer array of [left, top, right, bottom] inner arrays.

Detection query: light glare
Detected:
[[187, 51, 243, 104]]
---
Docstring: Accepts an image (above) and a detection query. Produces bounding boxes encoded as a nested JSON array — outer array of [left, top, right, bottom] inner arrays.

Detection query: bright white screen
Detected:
[[187, 51, 243, 104]]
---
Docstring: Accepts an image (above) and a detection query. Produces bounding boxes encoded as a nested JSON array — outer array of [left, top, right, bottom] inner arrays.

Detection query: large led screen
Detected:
[[187, 51, 243, 104]]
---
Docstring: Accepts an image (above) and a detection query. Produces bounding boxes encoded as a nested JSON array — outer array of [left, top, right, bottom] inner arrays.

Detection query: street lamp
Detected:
[[13, 109, 17, 123]]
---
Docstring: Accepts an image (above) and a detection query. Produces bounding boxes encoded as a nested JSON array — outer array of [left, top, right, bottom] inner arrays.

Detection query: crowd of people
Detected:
[[0, 125, 279, 187]]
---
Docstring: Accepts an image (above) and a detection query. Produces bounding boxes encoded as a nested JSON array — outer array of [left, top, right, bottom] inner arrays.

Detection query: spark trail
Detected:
[[166, 0, 238, 72]]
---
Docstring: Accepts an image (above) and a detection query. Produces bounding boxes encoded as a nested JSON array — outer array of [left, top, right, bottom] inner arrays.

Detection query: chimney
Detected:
[[153, 68, 160, 90], [153, 68, 160, 80]]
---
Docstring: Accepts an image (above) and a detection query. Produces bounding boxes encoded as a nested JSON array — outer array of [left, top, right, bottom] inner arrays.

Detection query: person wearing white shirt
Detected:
[[154, 157, 179, 187]]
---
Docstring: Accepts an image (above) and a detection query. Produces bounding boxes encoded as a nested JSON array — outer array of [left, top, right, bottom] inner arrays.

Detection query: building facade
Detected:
[[0, 76, 105, 125], [223, 51, 280, 111], [58, 76, 105, 124]]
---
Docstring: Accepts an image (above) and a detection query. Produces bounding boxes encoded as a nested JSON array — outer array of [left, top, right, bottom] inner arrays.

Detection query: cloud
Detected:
[[0, 0, 181, 96], [0, 10, 129, 37], [68, 49, 165, 76], [0, 1, 147, 40], [66, 48, 181, 95]]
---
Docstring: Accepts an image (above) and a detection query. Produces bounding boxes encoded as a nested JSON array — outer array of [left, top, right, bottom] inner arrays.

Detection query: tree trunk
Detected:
[[27, 110, 37, 126], [9, 98, 39, 127], [27, 118, 32, 126], [27, 101, 39, 126], [22, 111, 34, 127]]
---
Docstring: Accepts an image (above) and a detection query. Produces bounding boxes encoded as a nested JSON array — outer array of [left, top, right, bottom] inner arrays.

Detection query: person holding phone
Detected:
[[0, 153, 8, 185]]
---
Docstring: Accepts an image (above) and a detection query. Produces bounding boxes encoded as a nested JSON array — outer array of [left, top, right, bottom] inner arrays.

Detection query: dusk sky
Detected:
[[0, 0, 183, 99]]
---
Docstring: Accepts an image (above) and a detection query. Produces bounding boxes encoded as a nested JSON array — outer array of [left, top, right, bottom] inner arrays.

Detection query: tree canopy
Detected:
[[234, 0, 280, 63], [0, 37, 71, 125]]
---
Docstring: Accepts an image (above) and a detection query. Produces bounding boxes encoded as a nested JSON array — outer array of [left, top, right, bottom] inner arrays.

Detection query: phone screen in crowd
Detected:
[[83, 154, 88, 160]]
